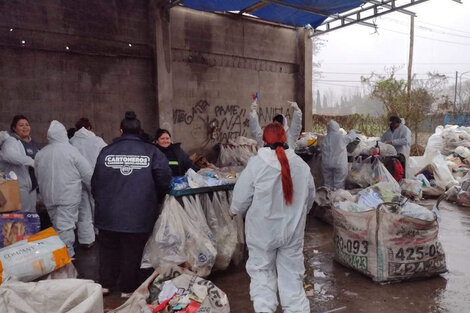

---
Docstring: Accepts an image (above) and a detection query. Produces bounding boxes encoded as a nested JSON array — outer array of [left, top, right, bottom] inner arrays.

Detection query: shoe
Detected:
[[80, 242, 95, 249], [102, 288, 110, 296], [121, 292, 132, 298]]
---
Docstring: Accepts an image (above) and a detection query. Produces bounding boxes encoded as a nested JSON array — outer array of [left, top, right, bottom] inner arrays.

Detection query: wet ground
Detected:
[[74, 199, 470, 312]]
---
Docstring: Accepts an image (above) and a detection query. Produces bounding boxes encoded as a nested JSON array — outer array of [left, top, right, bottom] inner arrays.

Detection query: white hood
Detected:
[[0, 131, 10, 147], [327, 120, 340, 133], [257, 147, 297, 170], [72, 127, 95, 140], [47, 120, 69, 144]]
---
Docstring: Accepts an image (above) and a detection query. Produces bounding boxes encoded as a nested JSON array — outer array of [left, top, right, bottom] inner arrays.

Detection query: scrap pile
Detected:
[[111, 266, 230, 313], [409, 125, 470, 203]]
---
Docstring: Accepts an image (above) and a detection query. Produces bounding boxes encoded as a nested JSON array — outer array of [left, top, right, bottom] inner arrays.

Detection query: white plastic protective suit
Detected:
[[231, 147, 315, 313], [35, 121, 93, 257], [0, 131, 37, 212], [70, 127, 107, 245], [321, 121, 357, 190], [249, 101, 302, 149], [380, 122, 411, 158]]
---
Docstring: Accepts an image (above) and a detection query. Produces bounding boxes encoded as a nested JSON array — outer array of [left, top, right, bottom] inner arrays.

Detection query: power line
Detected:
[[379, 27, 470, 47]]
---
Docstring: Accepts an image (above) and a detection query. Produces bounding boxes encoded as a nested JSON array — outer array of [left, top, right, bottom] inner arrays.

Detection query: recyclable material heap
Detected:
[[110, 266, 229, 313], [409, 125, 470, 203]]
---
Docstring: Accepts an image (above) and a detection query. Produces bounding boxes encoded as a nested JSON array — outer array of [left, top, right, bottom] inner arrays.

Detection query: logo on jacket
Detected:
[[104, 155, 150, 176]]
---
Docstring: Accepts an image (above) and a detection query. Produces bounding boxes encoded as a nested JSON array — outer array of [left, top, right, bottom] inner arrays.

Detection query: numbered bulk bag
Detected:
[[333, 203, 446, 283], [0, 227, 71, 284], [141, 196, 216, 277]]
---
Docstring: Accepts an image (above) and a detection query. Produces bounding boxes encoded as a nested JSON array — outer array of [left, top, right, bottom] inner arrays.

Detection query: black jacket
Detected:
[[92, 134, 171, 233], [156, 143, 199, 177]]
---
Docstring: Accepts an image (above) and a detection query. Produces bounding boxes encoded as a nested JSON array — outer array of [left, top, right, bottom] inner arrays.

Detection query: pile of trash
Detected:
[[170, 167, 243, 192], [347, 157, 401, 191], [406, 125, 470, 199], [333, 183, 446, 283], [294, 132, 319, 153], [111, 266, 230, 313], [217, 136, 258, 167], [349, 135, 397, 157], [141, 191, 244, 277]]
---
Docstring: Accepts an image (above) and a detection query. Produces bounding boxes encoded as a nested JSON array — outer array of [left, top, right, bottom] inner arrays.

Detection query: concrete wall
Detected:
[[0, 2, 311, 153], [170, 7, 307, 154], [0, 0, 155, 145]]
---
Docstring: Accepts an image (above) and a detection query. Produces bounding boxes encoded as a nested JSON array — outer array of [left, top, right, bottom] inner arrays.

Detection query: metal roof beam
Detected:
[[262, 0, 376, 29], [311, 0, 430, 37], [362, 0, 416, 16], [239, 1, 269, 14]]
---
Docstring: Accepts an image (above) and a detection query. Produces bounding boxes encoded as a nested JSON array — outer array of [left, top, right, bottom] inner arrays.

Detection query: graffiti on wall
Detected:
[[173, 100, 293, 144]]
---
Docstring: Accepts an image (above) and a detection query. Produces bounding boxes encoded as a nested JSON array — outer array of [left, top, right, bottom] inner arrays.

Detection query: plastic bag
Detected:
[[398, 202, 434, 221], [0, 227, 71, 284], [424, 126, 443, 157], [182, 195, 216, 247], [336, 200, 373, 213], [371, 159, 401, 193], [141, 196, 216, 277], [400, 179, 423, 200], [200, 193, 237, 270]]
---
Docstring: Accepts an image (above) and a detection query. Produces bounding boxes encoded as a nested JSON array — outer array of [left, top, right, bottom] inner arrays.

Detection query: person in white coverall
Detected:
[[249, 98, 302, 149], [69, 118, 107, 247], [35, 120, 93, 257], [321, 120, 357, 190], [0, 115, 40, 212], [231, 122, 315, 313], [380, 115, 411, 158]]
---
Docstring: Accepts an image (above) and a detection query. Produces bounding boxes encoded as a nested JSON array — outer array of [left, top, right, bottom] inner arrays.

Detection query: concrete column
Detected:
[[296, 28, 313, 132], [150, 1, 174, 134]]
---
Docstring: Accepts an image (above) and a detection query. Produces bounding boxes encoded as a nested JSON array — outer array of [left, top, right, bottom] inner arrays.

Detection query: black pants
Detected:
[[98, 229, 151, 293]]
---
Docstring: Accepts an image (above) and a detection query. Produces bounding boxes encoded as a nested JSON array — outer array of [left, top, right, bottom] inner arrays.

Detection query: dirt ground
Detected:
[[73, 199, 470, 313]]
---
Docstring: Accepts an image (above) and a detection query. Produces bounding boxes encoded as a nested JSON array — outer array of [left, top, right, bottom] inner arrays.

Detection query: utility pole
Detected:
[[454, 71, 458, 118], [407, 15, 414, 97], [407, 15, 415, 144]]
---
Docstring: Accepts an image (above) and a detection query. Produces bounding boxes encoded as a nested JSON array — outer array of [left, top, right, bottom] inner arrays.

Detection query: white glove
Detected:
[[288, 101, 300, 112], [251, 99, 258, 112]]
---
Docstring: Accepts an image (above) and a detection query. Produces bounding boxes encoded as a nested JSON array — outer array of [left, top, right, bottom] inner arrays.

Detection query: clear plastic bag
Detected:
[[141, 196, 216, 277], [200, 193, 237, 270], [400, 179, 423, 200], [182, 195, 216, 247]]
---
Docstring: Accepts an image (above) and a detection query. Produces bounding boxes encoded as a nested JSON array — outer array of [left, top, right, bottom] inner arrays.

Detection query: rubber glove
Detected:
[[251, 98, 258, 112], [288, 101, 300, 112]]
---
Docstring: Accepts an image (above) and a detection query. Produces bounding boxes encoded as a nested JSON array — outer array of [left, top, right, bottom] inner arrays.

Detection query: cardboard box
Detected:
[[0, 180, 21, 213], [0, 212, 41, 248]]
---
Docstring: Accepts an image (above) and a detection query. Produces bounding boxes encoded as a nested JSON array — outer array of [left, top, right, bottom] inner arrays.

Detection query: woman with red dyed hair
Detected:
[[231, 123, 315, 313]]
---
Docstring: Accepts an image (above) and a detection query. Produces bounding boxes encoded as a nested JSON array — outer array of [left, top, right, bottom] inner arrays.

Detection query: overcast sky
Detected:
[[313, 0, 470, 106]]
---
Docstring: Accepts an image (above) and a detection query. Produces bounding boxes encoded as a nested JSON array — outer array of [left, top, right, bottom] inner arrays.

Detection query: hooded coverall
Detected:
[[0, 131, 37, 212], [35, 121, 93, 257], [380, 122, 412, 158], [70, 127, 107, 245], [231, 147, 315, 313], [321, 120, 357, 190], [249, 109, 302, 149]]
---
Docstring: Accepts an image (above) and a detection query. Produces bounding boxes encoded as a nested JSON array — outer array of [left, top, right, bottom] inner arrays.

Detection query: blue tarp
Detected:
[[181, 0, 364, 28]]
